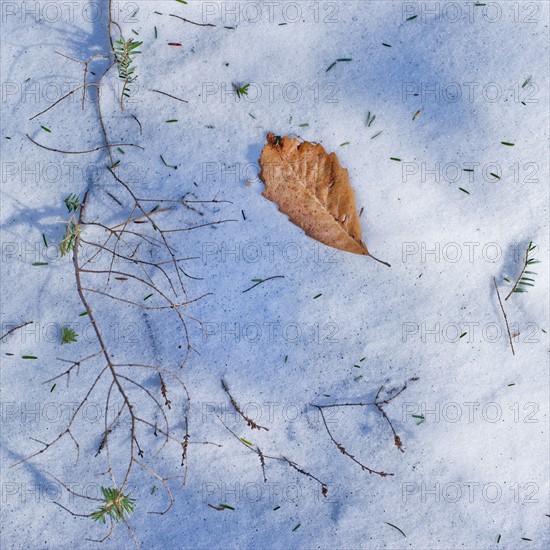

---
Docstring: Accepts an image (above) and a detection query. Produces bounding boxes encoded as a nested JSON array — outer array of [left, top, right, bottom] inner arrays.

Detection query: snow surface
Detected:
[[1, 1, 549, 549]]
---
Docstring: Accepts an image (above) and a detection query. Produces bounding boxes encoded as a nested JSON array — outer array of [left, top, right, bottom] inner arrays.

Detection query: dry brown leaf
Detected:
[[258, 133, 389, 266]]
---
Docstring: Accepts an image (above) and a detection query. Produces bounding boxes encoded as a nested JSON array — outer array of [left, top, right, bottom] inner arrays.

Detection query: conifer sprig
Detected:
[[505, 242, 539, 300], [60, 216, 80, 257], [114, 36, 143, 107], [232, 82, 250, 98], [91, 487, 136, 524], [64, 193, 81, 212], [61, 326, 78, 344]]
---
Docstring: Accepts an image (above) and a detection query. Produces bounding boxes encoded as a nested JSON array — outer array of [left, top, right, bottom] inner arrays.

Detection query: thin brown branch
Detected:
[[29, 86, 84, 120], [374, 386, 404, 453], [217, 415, 325, 491], [313, 405, 392, 477], [0, 321, 32, 341], [26, 134, 143, 155], [162, 219, 239, 233], [494, 277, 515, 355], [169, 13, 216, 28], [279, 456, 327, 496], [159, 374, 172, 409], [313, 380, 414, 453], [151, 88, 189, 103], [222, 379, 268, 431]]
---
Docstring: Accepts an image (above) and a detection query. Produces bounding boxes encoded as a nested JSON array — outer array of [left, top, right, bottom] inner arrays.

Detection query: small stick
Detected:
[[374, 386, 403, 452], [52, 502, 91, 518], [151, 89, 189, 103], [221, 380, 268, 431], [280, 457, 327, 495], [493, 277, 515, 356], [0, 321, 33, 341], [82, 62, 89, 110], [159, 373, 172, 409], [169, 13, 216, 28], [29, 87, 84, 120], [26, 134, 144, 154], [314, 405, 392, 477], [217, 415, 325, 490]]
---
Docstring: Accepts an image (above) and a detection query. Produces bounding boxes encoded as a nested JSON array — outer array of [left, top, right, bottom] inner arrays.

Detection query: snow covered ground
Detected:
[[1, 1, 549, 548]]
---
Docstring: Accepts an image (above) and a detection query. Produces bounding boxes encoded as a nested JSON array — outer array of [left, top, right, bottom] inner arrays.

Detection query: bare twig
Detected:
[[29, 86, 84, 120], [314, 405, 392, 477], [312, 379, 416, 469], [217, 415, 326, 493], [374, 386, 404, 452], [222, 379, 269, 431], [0, 321, 33, 341], [494, 277, 515, 355], [159, 373, 172, 409], [151, 89, 189, 103], [169, 13, 216, 28], [26, 134, 144, 154]]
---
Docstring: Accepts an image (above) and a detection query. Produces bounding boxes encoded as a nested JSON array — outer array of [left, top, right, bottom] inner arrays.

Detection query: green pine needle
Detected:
[[365, 111, 376, 127], [385, 522, 406, 537]]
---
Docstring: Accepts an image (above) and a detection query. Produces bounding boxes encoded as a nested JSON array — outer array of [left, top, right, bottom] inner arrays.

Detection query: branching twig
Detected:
[[312, 379, 417, 472], [17, 4, 229, 546], [374, 386, 404, 452], [217, 415, 327, 494]]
